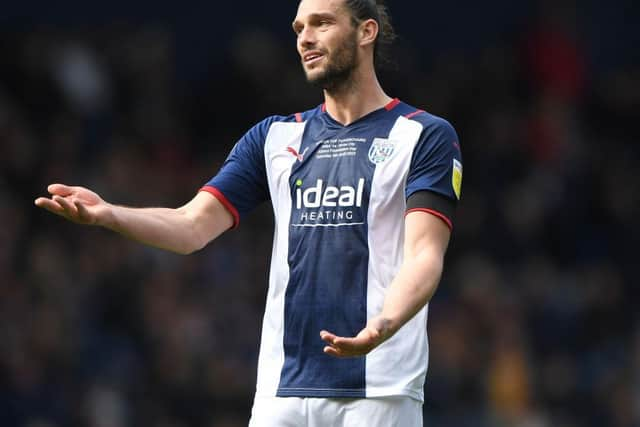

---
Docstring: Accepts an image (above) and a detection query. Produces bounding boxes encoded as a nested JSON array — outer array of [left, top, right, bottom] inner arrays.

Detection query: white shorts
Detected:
[[248, 395, 423, 427]]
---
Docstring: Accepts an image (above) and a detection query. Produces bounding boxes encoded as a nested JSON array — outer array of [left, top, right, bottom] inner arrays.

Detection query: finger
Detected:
[[324, 345, 365, 358], [323, 346, 346, 357], [53, 195, 79, 217], [48, 183, 74, 196], [34, 197, 64, 214], [74, 201, 94, 224], [320, 330, 372, 351], [336, 336, 378, 355], [320, 330, 338, 344], [332, 336, 363, 349]]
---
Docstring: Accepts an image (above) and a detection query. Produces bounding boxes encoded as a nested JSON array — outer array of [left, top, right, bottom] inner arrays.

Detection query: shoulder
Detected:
[[394, 101, 458, 136], [394, 103, 461, 166]]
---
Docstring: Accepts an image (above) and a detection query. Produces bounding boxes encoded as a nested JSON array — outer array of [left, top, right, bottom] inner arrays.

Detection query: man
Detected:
[[35, 0, 463, 425]]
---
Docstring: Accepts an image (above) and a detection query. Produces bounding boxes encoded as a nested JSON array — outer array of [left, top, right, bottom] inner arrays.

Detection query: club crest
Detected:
[[368, 138, 395, 164]]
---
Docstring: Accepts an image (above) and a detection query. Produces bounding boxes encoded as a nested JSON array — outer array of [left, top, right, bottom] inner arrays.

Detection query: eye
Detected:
[[317, 20, 332, 31]]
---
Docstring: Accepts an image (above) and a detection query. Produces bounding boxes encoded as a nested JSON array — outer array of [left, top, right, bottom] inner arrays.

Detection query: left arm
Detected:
[[320, 211, 451, 357]]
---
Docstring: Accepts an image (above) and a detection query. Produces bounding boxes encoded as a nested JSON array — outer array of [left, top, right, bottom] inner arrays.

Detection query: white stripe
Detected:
[[291, 222, 364, 227], [255, 120, 306, 397], [365, 116, 429, 402]]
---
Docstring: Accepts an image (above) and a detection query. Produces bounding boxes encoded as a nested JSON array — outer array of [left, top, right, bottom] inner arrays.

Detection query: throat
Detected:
[[323, 93, 395, 126], [322, 70, 393, 126]]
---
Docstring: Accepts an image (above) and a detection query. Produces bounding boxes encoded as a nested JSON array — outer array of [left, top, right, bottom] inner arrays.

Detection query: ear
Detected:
[[358, 18, 379, 48]]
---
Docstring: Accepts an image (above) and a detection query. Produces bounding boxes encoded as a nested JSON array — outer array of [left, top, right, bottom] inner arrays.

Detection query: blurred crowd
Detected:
[[1, 4, 639, 427]]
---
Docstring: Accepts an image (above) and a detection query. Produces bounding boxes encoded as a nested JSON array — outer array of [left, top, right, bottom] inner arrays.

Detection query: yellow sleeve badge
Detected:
[[452, 159, 463, 200]]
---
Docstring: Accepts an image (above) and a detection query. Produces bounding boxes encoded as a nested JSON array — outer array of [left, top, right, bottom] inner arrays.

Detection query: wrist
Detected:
[[371, 316, 398, 341], [96, 203, 116, 228]]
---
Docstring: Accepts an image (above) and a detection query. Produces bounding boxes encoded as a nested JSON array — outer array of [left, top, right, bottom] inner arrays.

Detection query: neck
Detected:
[[322, 65, 392, 126]]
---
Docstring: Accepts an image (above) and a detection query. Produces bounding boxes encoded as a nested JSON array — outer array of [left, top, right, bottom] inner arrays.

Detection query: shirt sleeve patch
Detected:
[[452, 158, 463, 200]]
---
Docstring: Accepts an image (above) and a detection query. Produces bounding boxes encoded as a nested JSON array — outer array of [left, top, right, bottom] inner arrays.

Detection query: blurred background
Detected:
[[1, 1, 639, 426]]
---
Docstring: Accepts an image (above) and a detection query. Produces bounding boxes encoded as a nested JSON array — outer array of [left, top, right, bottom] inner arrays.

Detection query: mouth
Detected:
[[303, 51, 325, 66]]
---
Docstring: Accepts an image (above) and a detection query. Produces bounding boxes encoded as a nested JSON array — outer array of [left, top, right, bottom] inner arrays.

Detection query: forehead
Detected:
[[295, 0, 348, 20]]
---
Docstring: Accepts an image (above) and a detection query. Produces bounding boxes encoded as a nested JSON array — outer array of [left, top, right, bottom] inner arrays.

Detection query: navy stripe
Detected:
[[277, 109, 400, 397]]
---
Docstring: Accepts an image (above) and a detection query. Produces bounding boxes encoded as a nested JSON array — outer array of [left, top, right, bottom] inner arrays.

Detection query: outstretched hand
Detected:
[[320, 316, 394, 358], [34, 184, 108, 226]]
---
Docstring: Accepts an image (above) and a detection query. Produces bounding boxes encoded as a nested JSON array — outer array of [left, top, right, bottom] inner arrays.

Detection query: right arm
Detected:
[[34, 183, 233, 255], [36, 117, 281, 252]]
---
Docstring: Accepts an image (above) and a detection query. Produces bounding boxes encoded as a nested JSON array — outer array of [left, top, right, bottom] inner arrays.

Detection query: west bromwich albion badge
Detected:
[[368, 138, 395, 164]]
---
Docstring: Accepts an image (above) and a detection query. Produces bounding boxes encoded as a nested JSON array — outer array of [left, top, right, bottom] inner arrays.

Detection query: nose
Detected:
[[297, 26, 316, 49]]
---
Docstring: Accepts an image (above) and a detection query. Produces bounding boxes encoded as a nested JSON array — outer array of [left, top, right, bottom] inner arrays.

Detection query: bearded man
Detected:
[[35, 1, 463, 425]]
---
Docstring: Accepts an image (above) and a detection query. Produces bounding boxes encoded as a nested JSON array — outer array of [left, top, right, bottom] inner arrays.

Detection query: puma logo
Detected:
[[287, 146, 310, 162]]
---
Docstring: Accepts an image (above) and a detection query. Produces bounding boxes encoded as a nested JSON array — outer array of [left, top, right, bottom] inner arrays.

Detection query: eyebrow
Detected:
[[292, 12, 337, 31]]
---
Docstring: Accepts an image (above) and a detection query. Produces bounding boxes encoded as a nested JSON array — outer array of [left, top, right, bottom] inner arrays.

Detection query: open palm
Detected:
[[320, 315, 392, 358], [34, 184, 108, 225]]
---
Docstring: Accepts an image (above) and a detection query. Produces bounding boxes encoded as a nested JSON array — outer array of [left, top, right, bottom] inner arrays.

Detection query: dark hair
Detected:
[[344, 0, 396, 70]]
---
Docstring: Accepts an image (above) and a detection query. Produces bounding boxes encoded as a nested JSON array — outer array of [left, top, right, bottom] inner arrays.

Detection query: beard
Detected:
[[304, 31, 359, 92]]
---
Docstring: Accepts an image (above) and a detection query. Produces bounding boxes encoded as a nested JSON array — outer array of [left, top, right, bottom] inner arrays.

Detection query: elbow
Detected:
[[178, 237, 207, 255], [167, 244, 196, 256], [174, 207, 211, 255], [176, 247, 196, 256]]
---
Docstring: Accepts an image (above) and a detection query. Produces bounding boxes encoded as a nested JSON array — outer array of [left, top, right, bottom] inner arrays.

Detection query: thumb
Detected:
[[48, 183, 74, 196]]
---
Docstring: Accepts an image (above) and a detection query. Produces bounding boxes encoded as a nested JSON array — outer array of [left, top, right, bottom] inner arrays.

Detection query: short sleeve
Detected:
[[200, 117, 276, 227], [405, 118, 463, 203]]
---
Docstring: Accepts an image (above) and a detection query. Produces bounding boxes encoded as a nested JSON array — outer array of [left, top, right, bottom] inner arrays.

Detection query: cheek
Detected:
[[325, 33, 343, 50], [326, 30, 356, 53]]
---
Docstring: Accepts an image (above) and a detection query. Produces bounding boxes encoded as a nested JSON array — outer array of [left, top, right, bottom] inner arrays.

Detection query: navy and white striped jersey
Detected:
[[201, 99, 462, 402]]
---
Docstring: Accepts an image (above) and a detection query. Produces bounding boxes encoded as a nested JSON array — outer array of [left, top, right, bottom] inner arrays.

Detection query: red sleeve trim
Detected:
[[405, 208, 453, 231], [385, 98, 401, 111], [295, 112, 303, 123], [199, 186, 240, 229], [405, 109, 426, 119]]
